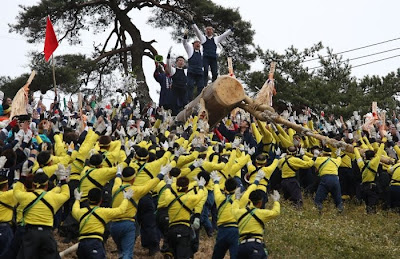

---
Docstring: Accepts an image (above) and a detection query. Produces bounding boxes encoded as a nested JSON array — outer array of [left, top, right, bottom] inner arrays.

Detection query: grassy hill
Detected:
[[58, 196, 400, 258]]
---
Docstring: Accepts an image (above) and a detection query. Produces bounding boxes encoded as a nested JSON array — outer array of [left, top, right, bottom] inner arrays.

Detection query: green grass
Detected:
[[265, 197, 400, 258], [58, 196, 400, 258]]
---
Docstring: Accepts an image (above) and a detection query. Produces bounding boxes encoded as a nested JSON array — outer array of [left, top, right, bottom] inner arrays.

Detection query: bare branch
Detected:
[[58, 10, 79, 43], [94, 46, 132, 63]]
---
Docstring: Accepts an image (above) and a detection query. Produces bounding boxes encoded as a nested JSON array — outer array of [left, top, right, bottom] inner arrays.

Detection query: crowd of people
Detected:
[[1, 24, 400, 259], [1, 81, 400, 259]]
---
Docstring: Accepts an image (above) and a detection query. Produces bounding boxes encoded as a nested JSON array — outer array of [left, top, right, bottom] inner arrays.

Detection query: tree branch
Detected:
[[58, 10, 79, 43], [75, 0, 107, 8], [143, 40, 158, 57], [94, 46, 132, 63], [147, 0, 192, 21]]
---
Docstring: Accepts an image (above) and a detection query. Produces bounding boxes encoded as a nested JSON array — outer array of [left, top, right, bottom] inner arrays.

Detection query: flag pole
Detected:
[[52, 54, 57, 95]]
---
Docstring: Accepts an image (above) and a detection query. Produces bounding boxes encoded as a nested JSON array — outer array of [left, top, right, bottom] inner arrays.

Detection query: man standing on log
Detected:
[[166, 54, 188, 116], [191, 19, 234, 87], [183, 30, 203, 102]]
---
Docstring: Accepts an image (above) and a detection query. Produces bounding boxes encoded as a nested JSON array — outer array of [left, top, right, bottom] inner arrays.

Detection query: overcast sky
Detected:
[[1, 0, 400, 103]]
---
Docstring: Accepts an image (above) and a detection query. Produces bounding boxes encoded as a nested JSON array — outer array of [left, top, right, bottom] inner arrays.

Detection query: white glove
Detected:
[[313, 149, 320, 157], [14, 169, 20, 181], [168, 139, 175, 148], [255, 169, 265, 183], [210, 171, 221, 183], [178, 146, 186, 156], [105, 125, 112, 136], [335, 148, 342, 157], [23, 130, 33, 143], [275, 147, 281, 156], [161, 141, 169, 150], [123, 188, 134, 200], [232, 138, 241, 149], [117, 164, 123, 176], [95, 120, 106, 133], [160, 164, 172, 176], [56, 164, 66, 180], [62, 165, 72, 180], [0, 156, 7, 169], [74, 188, 83, 201], [15, 130, 24, 142], [192, 217, 200, 230], [197, 176, 206, 188], [299, 148, 305, 156], [67, 143, 75, 153], [21, 160, 32, 176], [164, 175, 173, 185], [193, 159, 204, 168], [248, 147, 256, 156], [235, 187, 243, 200], [270, 190, 280, 202], [191, 138, 199, 148], [125, 147, 134, 157]]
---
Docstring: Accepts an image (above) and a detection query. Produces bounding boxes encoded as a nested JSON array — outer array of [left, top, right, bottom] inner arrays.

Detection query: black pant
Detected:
[[281, 178, 303, 207], [168, 224, 193, 259], [237, 241, 267, 259], [0, 224, 13, 259], [338, 167, 356, 197], [8, 225, 24, 259], [203, 56, 218, 86], [77, 238, 105, 259], [156, 207, 170, 250], [361, 183, 379, 213], [137, 194, 160, 251], [18, 225, 59, 259]]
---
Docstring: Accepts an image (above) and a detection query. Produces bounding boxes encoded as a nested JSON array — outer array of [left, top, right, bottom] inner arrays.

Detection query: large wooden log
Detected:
[[176, 75, 246, 128]]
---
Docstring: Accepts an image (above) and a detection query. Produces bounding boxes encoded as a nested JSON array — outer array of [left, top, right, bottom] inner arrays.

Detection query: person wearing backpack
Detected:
[[14, 168, 70, 258], [110, 164, 172, 259], [354, 141, 385, 213], [313, 147, 343, 213], [210, 169, 265, 259], [232, 185, 280, 259], [72, 186, 133, 259], [164, 175, 206, 259], [278, 146, 314, 208]]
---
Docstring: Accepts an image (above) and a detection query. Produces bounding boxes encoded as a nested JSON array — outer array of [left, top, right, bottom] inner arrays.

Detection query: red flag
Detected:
[[44, 16, 58, 62]]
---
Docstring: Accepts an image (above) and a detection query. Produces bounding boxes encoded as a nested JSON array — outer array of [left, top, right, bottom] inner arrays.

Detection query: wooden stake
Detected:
[[52, 55, 57, 95]]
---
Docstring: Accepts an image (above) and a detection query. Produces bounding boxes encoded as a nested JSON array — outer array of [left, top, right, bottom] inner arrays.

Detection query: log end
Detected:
[[213, 75, 245, 107]]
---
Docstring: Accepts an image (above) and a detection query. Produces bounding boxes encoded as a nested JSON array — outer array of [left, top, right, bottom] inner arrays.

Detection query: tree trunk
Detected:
[[109, 1, 152, 108], [176, 75, 245, 128]]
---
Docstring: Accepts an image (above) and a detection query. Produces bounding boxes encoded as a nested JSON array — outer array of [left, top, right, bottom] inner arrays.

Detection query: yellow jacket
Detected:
[[131, 151, 171, 187], [111, 176, 161, 221], [314, 156, 341, 176], [214, 183, 237, 228], [72, 199, 128, 241], [388, 163, 400, 186], [164, 186, 205, 227], [278, 155, 314, 178], [79, 165, 117, 199], [0, 189, 17, 223], [69, 130, 100, 181], [354, 143, 384, 183], [245, 159, 279, 192], [14, 181, 69, 227], [232, 194, 280, 242]]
